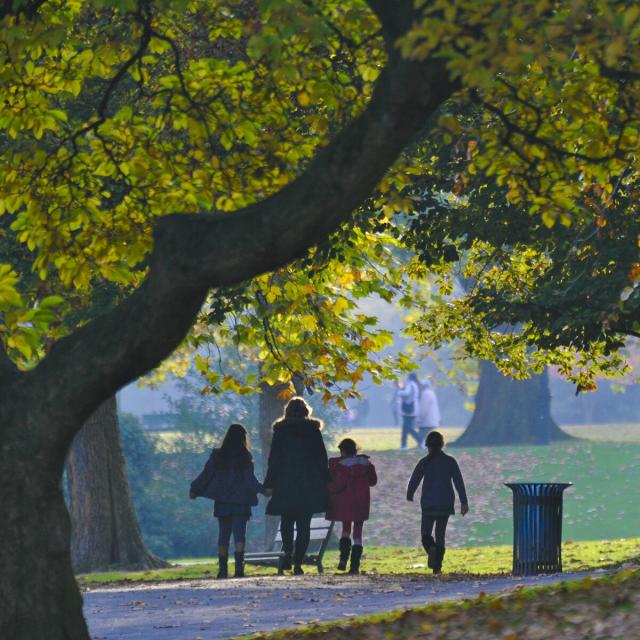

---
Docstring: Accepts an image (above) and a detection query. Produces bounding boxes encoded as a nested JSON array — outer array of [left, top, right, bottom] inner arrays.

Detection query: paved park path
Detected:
[[84, 569, 605, 640]]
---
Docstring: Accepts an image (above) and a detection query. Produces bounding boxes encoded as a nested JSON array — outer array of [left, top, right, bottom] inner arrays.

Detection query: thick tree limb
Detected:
[[366, 0, 418, 45], [26, 49, 456, 450]]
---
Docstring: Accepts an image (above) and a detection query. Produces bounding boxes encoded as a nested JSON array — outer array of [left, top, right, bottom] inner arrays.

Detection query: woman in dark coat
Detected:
[[190, 423, 265, 579], [263, 397, 329, 575], [406, 430, 469, 574]]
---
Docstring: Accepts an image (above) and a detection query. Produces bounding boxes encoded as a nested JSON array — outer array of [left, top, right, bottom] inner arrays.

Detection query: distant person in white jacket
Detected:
[[396, 373, 421, 450], [417, 379, 441, 447]]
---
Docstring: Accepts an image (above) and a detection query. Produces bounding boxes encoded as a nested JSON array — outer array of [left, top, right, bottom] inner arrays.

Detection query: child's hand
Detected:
[[461, 503, 469, 516], [264, 488, 273, 497]]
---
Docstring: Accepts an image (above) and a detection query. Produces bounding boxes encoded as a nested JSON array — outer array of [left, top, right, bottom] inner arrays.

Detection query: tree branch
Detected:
[[27, 50, 456, 449], [366, 0, 418, 47]]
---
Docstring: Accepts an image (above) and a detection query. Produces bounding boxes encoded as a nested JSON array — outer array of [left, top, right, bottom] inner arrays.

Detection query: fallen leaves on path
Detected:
[[248, 569, 640, 640]]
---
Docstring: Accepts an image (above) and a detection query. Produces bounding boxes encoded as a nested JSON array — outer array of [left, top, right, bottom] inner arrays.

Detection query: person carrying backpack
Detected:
[[190, 423, 265, 579], [326, 438, 378, 574], [396, 372, 421, 449], [406, 430, 469, 574]]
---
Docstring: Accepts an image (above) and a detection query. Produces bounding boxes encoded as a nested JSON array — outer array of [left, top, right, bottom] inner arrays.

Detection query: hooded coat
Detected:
[[326, 455, 377, 522], [406, 450, 468, 515], [263, 417, 330, 516]]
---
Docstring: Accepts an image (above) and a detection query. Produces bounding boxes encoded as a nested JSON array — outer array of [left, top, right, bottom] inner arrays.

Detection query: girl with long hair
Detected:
[[190, 423, 265, 579]]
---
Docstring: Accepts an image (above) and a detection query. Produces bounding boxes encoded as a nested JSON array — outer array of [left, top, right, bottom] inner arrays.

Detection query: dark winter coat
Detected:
[[326, 455, 377, 522], [190, 449, 264, 506], [406, 450, 468, 515], [263, 417, 330, 516]]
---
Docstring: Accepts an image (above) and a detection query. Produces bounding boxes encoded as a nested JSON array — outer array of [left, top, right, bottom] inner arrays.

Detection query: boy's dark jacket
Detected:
[[191, 449, 264, 505], [406, 450, 468, 514], [263, 417, 330, 515]]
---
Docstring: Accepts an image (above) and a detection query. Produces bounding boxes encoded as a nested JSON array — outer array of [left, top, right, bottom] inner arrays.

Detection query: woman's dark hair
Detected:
[[214, 423, 253, 469], [425, 430, 444, 451], [284, 396, 311, 419], [338, 438, 357, 456]]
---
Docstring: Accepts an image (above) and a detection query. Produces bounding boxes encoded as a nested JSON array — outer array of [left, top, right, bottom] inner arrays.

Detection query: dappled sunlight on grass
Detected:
[[77, 538, 640, 585]]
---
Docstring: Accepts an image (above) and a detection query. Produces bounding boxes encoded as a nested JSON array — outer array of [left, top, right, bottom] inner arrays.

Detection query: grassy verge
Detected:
[[77, 537, 640, 586], [246, 568, 640, 640]]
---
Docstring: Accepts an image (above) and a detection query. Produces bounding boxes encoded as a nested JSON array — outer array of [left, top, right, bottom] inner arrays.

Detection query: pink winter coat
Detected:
[[326, 455, 377, 522]]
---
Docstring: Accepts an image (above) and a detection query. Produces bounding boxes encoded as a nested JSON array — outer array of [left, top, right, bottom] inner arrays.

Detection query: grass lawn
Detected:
[[246, 568, 640, 640], [337, 424, 640, 547], [143, 424, 639, 556], [77, 537, 640, 585], [339, 422, 640, 451]]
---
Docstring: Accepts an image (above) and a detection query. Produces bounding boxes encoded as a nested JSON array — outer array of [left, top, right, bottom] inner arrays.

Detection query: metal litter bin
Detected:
[[505, 482, 572, 576]]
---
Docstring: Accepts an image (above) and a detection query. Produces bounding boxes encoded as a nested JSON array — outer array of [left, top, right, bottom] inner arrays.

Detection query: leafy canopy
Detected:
[[3, 0, 640, 392]]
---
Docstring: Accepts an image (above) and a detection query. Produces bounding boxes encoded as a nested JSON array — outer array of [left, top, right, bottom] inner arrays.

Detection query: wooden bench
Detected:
[[245, 516, 335, 574]]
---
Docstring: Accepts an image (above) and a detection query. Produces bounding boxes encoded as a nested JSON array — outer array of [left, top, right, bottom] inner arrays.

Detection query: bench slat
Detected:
[[245, 519, 335, 574], [274, 530, 329, 542]]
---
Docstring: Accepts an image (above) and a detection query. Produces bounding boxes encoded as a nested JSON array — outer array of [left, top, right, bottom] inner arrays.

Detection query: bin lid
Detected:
[[504, 482, 572, 495]]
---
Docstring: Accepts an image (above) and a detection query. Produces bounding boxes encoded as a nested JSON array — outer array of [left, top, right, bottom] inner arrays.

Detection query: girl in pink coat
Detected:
[[326, 438, 377, 574]]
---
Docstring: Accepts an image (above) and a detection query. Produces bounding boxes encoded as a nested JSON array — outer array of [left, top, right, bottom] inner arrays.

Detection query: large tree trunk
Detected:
[[0, 8, 455, 636], [0, 404, 89, 638], [454, 363, 570, 446], [66, 396, 167, 573]]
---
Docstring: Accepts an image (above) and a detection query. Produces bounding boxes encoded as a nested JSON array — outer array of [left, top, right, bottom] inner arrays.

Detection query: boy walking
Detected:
[[406, 431, 468, 574]]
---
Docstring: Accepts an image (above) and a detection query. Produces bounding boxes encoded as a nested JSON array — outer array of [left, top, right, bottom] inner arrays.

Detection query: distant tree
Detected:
[[67, 398, 167, 572], [453, 364, 569, 446]]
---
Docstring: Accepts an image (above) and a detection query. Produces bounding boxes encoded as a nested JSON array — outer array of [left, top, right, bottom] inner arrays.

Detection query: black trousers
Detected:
[[421, 513, 450, 547], [280, 513, 313, 563]]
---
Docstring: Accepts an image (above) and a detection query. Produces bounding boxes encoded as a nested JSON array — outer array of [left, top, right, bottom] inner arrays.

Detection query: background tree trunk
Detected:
[[454, 363, 570, 446], [67, 396, 168, 572]]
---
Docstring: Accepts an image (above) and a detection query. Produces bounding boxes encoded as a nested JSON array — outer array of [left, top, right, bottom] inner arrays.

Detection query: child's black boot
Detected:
[[349, 544, 363, 574], [234, 551, 245, 578], [338, 537, 352, 571], [217, 554, 228, 579]]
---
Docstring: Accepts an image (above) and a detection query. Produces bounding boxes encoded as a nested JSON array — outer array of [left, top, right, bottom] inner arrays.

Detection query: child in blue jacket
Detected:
[[406, 431, 469, 574]]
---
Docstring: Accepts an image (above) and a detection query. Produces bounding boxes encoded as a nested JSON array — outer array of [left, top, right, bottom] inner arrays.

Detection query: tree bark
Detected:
[[0, 394, 89, 638], [454, 363, 570, 446], [67, 396, 168, 573], [0, 5, 456, 637]]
